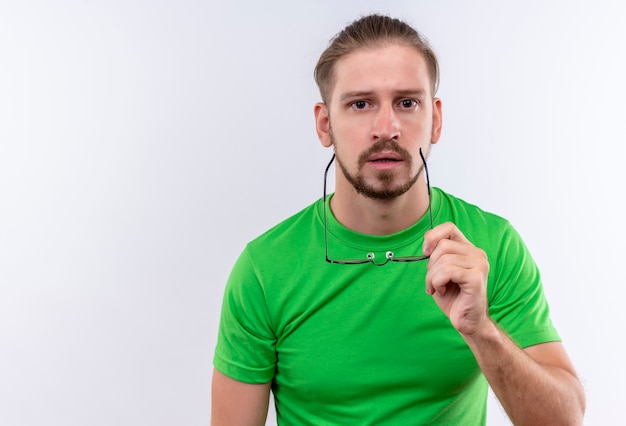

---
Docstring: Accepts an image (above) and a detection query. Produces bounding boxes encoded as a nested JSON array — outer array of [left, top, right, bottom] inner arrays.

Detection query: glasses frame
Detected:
[[323, 147, 433, 266]]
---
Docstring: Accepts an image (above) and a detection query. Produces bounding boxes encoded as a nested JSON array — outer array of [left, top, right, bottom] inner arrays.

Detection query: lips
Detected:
[[368, 152, 403, 162], [357, 140, 410, 168]]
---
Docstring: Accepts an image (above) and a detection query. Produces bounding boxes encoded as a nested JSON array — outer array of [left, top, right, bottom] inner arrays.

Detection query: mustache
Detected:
[[358, 140, 412, 167]]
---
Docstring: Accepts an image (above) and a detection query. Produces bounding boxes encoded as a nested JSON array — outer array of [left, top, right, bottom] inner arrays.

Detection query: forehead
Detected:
[[330, 43, 431, 102]]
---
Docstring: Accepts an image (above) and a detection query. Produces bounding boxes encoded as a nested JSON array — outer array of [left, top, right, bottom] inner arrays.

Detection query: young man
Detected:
[[212, 14, 585, 425]]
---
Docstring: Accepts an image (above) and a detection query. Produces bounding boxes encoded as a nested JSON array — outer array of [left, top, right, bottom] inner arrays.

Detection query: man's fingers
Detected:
[[425, 255, 478, 295], [422, 222, 470, 256]]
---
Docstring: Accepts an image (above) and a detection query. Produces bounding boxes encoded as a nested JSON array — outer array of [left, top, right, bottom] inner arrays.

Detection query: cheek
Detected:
[[330, 118, 369, 145], [405, 123, 434, 145]]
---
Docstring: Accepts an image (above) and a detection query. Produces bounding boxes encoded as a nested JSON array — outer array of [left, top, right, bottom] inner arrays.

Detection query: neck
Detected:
[[330, 175, 430, 236]]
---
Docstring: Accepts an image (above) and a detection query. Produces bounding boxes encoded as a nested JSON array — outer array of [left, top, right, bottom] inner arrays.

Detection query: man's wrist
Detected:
[[461, 316, 502, 347]]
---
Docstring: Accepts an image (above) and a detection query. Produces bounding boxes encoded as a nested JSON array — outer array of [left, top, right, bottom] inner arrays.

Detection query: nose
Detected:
[[371, 104, 400, 141]]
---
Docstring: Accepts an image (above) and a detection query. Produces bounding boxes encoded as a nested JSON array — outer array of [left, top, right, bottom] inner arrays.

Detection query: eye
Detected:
[[399, 99, 418, 109], [350, 100, 370, 110]]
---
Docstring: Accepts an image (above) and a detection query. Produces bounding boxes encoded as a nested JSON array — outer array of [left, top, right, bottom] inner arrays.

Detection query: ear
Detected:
[[430, 97, 443, 144], [314, 102, 332, 148]]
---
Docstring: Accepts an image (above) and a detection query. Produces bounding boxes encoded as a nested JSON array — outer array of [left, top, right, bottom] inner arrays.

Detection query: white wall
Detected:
[[1, 1, 624, 425]]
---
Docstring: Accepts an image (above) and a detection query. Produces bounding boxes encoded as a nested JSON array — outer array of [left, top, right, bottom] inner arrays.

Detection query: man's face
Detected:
[[315, 43, 442, 200]]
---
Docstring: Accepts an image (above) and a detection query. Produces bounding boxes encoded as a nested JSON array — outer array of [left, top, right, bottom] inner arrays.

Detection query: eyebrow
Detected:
[[338, 89, 427, 102]]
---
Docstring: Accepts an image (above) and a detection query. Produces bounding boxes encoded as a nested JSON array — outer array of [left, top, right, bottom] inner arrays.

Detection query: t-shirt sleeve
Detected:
[[213, 247, 276, 384], [487, 222, 561, 348]]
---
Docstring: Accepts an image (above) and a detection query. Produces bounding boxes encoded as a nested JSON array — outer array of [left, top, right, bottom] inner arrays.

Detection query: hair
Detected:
[[314, 14, 440, 105]]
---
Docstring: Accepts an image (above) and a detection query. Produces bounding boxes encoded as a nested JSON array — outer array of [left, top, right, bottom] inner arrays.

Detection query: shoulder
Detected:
[[434, 188, 510, 229], [226, 198, 322, 291], [227, 198, 325, 298], [245, 198, 322, 255], [433, 188, 523, 253]]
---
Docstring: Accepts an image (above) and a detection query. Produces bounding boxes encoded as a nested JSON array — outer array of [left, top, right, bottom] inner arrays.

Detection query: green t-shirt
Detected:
[[214, 188, 560, 425]]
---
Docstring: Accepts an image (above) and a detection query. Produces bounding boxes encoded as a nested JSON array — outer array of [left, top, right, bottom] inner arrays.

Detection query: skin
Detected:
[[211, 369, 270, 426], [212, 42, 586, 425], [422, 223, 585, 425], [315, 43, 442, 236]]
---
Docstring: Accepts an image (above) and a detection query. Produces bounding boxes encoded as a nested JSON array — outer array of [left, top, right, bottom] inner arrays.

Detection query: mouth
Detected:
[[366, 152, 404, 170], [368, 152, 403, 163], [370, 158, 402, 163]]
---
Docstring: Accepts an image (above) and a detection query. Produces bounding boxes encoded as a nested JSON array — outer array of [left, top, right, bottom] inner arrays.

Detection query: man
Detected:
[[212, 14, 585, 425]]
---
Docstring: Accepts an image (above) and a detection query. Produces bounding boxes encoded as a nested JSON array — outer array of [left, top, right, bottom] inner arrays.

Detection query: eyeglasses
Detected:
[[323, 147, 433, 266]]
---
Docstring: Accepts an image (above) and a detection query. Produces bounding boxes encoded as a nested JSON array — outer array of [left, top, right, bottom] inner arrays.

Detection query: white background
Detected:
[[1, 1, 625, 425]]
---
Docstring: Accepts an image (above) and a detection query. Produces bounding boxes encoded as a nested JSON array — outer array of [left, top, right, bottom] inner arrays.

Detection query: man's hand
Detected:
[[422, 222, 490, 336], [423, 222, 586, 424]]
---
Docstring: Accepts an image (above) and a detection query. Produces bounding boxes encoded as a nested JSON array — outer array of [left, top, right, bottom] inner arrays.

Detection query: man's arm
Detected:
[[423, 222, 585, 425], [466, 324, 585, 425], [211, 368, 272, 426]]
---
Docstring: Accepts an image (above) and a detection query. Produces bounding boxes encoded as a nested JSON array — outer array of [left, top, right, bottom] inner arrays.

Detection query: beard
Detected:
[[332, 135, 425, 200]]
